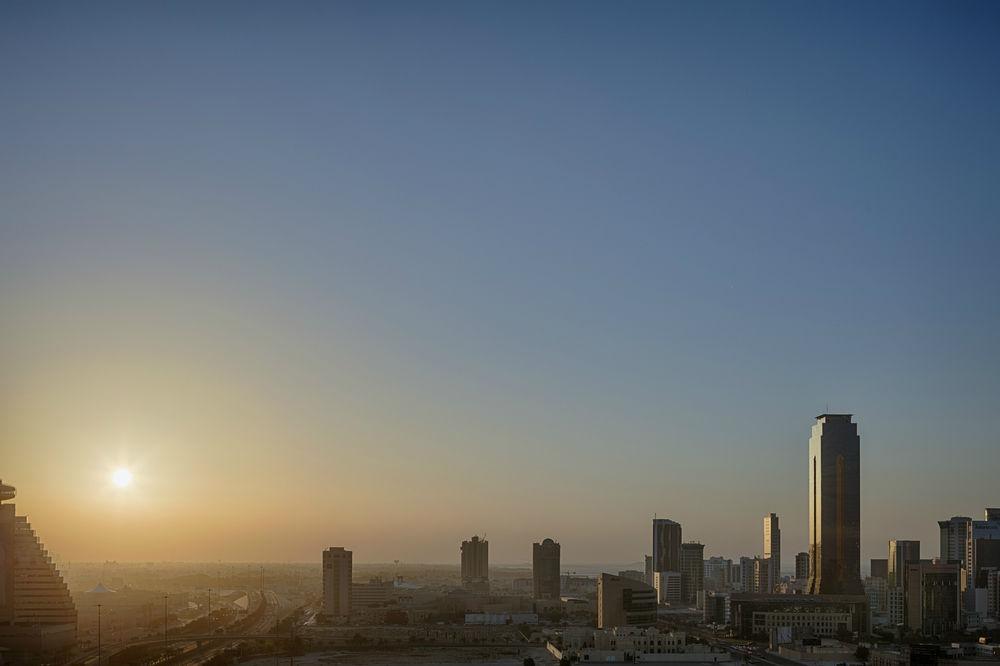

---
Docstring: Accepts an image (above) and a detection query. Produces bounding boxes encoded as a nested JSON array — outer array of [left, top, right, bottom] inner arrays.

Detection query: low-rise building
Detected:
[[548, 627, 733, 663], [728, 593, 869, 640]]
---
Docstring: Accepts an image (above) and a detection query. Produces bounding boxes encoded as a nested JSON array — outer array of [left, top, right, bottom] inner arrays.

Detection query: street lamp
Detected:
[[96, 603, 102, 666]]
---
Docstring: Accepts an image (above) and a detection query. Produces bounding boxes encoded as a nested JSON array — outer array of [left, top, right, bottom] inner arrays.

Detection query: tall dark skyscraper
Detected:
[[888, 539, 921, 588], [652, 518, 682, 573], [461, 535, 489, 591], [806, 414, 864, 596], [532, 538, 561, 600]]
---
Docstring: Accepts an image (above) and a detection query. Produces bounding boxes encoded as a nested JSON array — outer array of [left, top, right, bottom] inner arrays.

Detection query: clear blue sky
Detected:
[[1, 2, 998, 564]]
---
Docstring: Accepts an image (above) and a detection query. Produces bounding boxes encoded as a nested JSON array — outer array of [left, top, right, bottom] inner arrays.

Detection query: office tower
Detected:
[[461, 535, 490, 590], [795, 552, 810, 580], [652, 519, 682, 573], [322, 547, 353, 617], [653, 571, 682, 605], [704, 556, 733, 590], [0, 481, 77, 653], [704, 591, 731, 625], [864, 575, 887, 613], [532, 538, 561, 600], [679, 542, 705, 604], [888, 540, 921, 588], [597, 573, 657, 628], [938, 516, 972, 565], [887, 586, 905, 625], [806, 414, 863, 595], [644, 555, 653, 586], [764, 513, 781, 591], [987, 508, 1000, 521], [904, 561, 960, 635], [870, 558, 888, 580], [965, 510, 1000, 611]]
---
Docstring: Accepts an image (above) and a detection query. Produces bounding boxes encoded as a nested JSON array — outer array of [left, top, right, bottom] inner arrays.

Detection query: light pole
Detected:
[[163, 594, 168, 656], [96, 603, 102, 666]]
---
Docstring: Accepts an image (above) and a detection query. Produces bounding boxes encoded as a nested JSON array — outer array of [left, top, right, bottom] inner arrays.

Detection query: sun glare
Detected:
[[112, 468, 133, 488]]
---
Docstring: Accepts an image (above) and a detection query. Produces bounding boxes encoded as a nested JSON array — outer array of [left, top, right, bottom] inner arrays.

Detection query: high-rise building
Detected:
[[904, 561, 961, 635], [965, 511, 1000, 611], [704, 556, 733, 590], [679, 542, 704, 604], [806, 414, 863, 596], [864, 576, 887, 613], [644, 555, 653, 586], [653, 571, 682, 605], [532, 538, 561, 600], [597, 573, 657, 628], [888, 540, 921, 588], [795, 552, 810, 580], [652, 519, 682, 573], [736, 556, 756, 593], [461, 535, 489, 591], [764, 513, 781, 591], [753, 557, 773, 595], [938, 516, 972, 566], [0, 481, 77, 654], [322, 547, 352, 618], [870, 558, 888, 580]]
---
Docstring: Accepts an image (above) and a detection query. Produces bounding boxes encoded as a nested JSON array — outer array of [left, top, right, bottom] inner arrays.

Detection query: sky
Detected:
[[1, 1, 999, 567]]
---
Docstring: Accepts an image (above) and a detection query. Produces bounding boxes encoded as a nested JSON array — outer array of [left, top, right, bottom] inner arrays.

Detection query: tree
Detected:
[[855, 645, 870, 662], [523, 659, 536, 666]]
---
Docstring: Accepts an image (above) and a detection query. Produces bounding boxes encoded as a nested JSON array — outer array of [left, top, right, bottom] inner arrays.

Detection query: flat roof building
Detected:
[[322, 547, 352, 618], [598, 573, 657, 628], [807, 414, 864, 596]]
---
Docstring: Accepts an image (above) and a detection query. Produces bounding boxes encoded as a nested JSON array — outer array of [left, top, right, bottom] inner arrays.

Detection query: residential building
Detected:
[[807, 414, 864, 596], [764, 513, 781, 591], [887, 586, 905, 626], [597, 573, 657, 628], [322, 546, 352, 618], [461, 535, 489, 591], [679, 542, 704, 604], [532, 538, 561, 600], [0, 481, 77, 655]]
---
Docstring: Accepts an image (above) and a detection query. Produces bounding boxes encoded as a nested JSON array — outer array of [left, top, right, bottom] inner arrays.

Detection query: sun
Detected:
[[112, 468, 133, 488]]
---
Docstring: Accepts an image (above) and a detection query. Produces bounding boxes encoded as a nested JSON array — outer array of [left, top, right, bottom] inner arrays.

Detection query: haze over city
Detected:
[[3, 0, 999, 571]]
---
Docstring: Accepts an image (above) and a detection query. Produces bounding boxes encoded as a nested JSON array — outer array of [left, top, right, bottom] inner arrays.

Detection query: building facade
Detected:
[[597, 573, 657, 628], [871, 558, 888, 580], [679, 542, 704, 604], [322, 546, 352, 618], [888, 540, 920, 589], [729, 593, 869, 639], [904, 561, 960, 636], [0, 481, 77, 655], [806, 414, 864, 596], [532, 538, 561, 600], [652, 519, 681, 574], [938, 516, 971, 566], [461, 535, 489, 591], [764, 513, 781, 592], [653, 571, 682, 605], [795, 552, 810, 581]]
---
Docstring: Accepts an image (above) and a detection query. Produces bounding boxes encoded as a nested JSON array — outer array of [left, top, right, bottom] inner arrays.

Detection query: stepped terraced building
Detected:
[[0, 480, 77, 654]]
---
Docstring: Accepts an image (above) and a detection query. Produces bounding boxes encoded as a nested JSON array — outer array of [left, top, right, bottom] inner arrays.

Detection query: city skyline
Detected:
[[4, 1, 1000, 566]]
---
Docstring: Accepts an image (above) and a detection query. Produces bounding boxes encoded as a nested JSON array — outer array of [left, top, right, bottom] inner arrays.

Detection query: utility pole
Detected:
[[96, 603, 102, 666], [163, 594, 168, 656]]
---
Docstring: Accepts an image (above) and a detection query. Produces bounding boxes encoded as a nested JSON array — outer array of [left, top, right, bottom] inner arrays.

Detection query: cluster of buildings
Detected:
[[862, 509, 1000, 636]]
